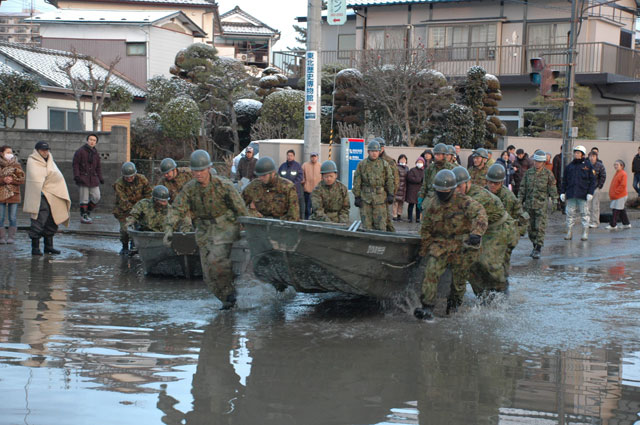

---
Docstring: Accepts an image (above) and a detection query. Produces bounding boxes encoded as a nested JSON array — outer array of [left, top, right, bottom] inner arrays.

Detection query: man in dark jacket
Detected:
[[237, 146, 257, 181], [587, 150, 606, 227], [278, 149, 305, 219], [72, 134, 103, 224], [560, 145, 596, 241], [512, 149, 533, 196], [632, 146, 640, 195]]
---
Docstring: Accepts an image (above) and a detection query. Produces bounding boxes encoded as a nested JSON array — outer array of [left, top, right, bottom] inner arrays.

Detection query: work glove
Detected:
[[163, 230, 173, 248], [386, 194, 394, 204], [586, 194, 593, 202], [560, 194, 566, 202], [464, 234, 482, 248], [418, 197, 424, 211], [354, 196, 363, 208]]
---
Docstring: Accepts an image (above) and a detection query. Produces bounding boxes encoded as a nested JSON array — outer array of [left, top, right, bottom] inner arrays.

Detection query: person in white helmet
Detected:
[[559, 145, 596, 241]]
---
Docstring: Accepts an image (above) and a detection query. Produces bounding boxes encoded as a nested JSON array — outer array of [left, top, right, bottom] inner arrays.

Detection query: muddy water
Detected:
[[2, 228, 640, 425]]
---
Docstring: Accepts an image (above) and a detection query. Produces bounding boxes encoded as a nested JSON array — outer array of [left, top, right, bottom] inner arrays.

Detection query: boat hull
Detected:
[[129, 230, 203, 278]]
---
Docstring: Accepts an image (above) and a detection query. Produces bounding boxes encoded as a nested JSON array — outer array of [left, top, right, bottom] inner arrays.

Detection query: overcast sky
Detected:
[[0, 0, 308, 50]]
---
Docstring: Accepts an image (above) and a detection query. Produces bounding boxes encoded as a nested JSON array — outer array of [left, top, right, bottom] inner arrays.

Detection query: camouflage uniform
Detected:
[[381, 152, 399, 232], [418, 160, 455, 203], [492, 184, 528, 272], [467, 184, 517, 294], [518, 167, 557, 247], [113, 174, 152, 244], [310, 180, 350, 224], [166, 177, 248, 302], [158, 167, 192, 203], [126, 199, 190, 232], [420, 192, 488, 306], [469, 164, 488, 187], [352, 157, 395, 231], [242, 176, 300, 221]]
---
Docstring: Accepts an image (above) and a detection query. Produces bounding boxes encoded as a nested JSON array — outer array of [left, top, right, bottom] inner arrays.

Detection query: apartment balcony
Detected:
[[273, 42, 640, 82]]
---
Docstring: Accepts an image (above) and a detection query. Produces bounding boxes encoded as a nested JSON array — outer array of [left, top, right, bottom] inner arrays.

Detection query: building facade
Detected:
[[0, 11, 39, 45]]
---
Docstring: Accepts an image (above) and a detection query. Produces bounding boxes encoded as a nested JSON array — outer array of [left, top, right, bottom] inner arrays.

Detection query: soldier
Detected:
[[414, 169, 487, 321], [417, 143, 455, 208], [468, 148, 489, 187], [518, 149, 558, 259], [127, 185, 190, 233], [352, 140, 395, 231], [445, 145, 456, 164], [454, 166, 516, 298], [164, 150, 248, 310], [242, 157, 300, 221], [379, 139, 399, 232], [158, 158, 192, 203], [310, 160, 350, 224], [113, 162, 152, 255]]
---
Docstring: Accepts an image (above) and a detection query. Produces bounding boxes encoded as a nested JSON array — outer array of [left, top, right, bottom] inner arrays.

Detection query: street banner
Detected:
[[304, 51, 318, 120], [328, 0, 347, 25]]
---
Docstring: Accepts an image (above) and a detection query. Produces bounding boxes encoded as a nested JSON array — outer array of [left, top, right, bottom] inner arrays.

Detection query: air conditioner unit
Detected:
[[236, 53, 248, 61]]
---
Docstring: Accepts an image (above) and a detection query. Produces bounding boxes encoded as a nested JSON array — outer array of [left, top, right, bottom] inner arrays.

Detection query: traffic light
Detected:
[[530, 57, 545, 86], [530, 57, 560, 96]]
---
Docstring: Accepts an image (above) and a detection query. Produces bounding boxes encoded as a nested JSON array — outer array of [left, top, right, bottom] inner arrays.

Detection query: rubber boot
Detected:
[[531, 244, 541, 259], [220, 293, 237, 310], [564, 227, 573, 240], [6, 226, 16, 244], [580, 226, 588, 241], [0, 227, 6, 244], [80, 205, 92, 224], [44, 236, 61, 254], [31, 238, 43, 256], [446, 299, 461, 315], [414, 305, 434, 321], [119, 241, 129, 256], [128, 240, 138, 256]]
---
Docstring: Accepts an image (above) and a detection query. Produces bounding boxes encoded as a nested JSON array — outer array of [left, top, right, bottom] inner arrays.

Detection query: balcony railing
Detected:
[[273, 42, 640, 80]]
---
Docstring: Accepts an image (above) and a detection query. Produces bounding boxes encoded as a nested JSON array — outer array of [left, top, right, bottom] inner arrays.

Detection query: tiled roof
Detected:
[[0, 62, 16, 74], [61, 0, 215, 6], [220, 6, 279, 37], [347, 0, 470, 5], [0, 42, 146, 97]]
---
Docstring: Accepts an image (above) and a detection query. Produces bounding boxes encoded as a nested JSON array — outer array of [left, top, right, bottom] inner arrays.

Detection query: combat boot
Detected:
[[0, 227, 5, 244], [446, 299, 461, 315], [119, 241, 129, 255], [414, 305, 434, 321], [31, 238, 43, 256], [531, 245, 541, 259], [580, 226, 588, 241], [44, 236, 61, 254], [564, 228, 573, 240], [220, 293, 237, 310]]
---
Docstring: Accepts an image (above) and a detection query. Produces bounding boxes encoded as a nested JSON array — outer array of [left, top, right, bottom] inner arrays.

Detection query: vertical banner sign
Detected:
[[304, 51, 317, 120], [327, 0, 347, 26], [347, 138, 365, 189]]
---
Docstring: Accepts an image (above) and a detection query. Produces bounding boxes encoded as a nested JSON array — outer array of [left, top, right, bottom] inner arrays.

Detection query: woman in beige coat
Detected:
[[0, 145, 25, 243], [23, 141, 71, 255]]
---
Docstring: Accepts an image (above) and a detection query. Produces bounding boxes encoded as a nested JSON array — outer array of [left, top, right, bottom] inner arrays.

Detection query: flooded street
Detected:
[[2, 218, 640, 425]]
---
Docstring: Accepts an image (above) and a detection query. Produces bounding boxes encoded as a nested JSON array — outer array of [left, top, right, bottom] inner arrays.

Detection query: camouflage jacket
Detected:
[[421, 192, 488, 257], [126, 199, 190, 232], [352, 157, 395, 204], [158, 167, 192, 204], [310, 180, 350, 224], [469, 164, 488, 187], [381, 152, 400, 192], [112, 174, 153, 219], [242, 176, 300, 221], [493, 185, 528, 236], [518, 167, 558, 210], [418, 160, 455, 199], [467, 184, 507, 231]]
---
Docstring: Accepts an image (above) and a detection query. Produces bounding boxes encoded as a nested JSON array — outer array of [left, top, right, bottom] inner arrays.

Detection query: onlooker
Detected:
[[72, 133, 103, 224], [496, 150, 515, 188], [406, 157, 425, 223], [454, 145, 462, 165], [237, 146, 257, 181], [560, 145, 596, 241], [23, 141, 71, 255], [607, 160, 631, 230], [507, 145, 516, 163], [513, 148, 534, 196], [544, 152, 553, 172], [552, 149, 564, 211], [421, 149, 433, 167], [302, 152, 321, 220], [587, 150, 606, 228], [632, 146, 640, 195], [393, 154, 409, 221], [0, 145, 25, 244], [278, 149, 305, 219]]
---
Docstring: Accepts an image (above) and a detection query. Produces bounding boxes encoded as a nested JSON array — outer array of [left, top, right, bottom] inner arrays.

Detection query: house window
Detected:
[[595, 104, 635, 140], [126, 42, 146, 56], [49, 108, 84, 131], [527, 22, 571, 46], [427, 24, 496, 60], [338, 34, 355, 59], [366, 27, 407, 49], [497, 109, 522, 137]]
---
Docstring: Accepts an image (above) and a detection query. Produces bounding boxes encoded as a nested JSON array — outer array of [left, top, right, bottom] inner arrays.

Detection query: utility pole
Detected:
[[304, 0, 322, 161], [560, 0, 580, 180]]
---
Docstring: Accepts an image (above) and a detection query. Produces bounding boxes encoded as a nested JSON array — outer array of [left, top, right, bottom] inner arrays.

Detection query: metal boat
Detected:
[[128, 230, 203, 278]]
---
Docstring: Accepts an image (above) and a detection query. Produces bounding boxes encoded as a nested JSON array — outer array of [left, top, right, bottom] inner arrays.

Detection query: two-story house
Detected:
[[29, 9, 206, 89], [0, 11, 40, 45]]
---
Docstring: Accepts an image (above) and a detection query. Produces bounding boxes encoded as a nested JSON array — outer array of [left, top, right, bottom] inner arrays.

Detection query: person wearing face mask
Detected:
[[0, 145, 26, 244], [23, 141, 71, 255], [392, 154, 409, 221], [406, 157, 425, 223], [414, 169, 487, 321]]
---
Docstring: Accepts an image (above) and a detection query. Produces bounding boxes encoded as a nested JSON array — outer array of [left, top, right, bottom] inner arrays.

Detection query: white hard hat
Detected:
[[573, 145, 587, 155]]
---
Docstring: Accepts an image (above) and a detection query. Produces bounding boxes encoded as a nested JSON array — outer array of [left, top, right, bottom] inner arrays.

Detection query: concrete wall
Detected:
[[0, 126, 128, 208]]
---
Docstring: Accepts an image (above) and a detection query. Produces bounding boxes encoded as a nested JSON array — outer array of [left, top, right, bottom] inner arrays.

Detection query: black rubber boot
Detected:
[[119, 241, 129, 256], [43, 236, 61, 254], [531, 245, 541, 259], [220, 293, 237, 310], [31, 238, 43, 256], [446, 299, 461, 315], [414, 305, 434, 321], [128, 240, 138, 257]]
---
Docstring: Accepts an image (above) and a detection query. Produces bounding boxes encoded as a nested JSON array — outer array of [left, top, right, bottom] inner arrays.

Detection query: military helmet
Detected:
[[452, 166, 471, 185], [320, 160, 338, 174], [532, 149, 547, 162], [190, 149, 212, 171], [486, 163, 506, 182], [433, 143, 448, 155], [210, 167, 218, 175], [254, 157, 277, 176], [121, 161, 137, 177], [367, 140, 381, 152], [446, 145, 456, 155], [152, 185, 170, 201], [160, 158, 177, 174], [374, 137, 386, 148], [472, 148, 489, 159], [433, 169, 458, 191]]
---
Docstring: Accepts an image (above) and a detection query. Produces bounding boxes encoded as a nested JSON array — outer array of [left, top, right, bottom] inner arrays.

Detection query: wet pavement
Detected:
[[2, 213, 640, 424]]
